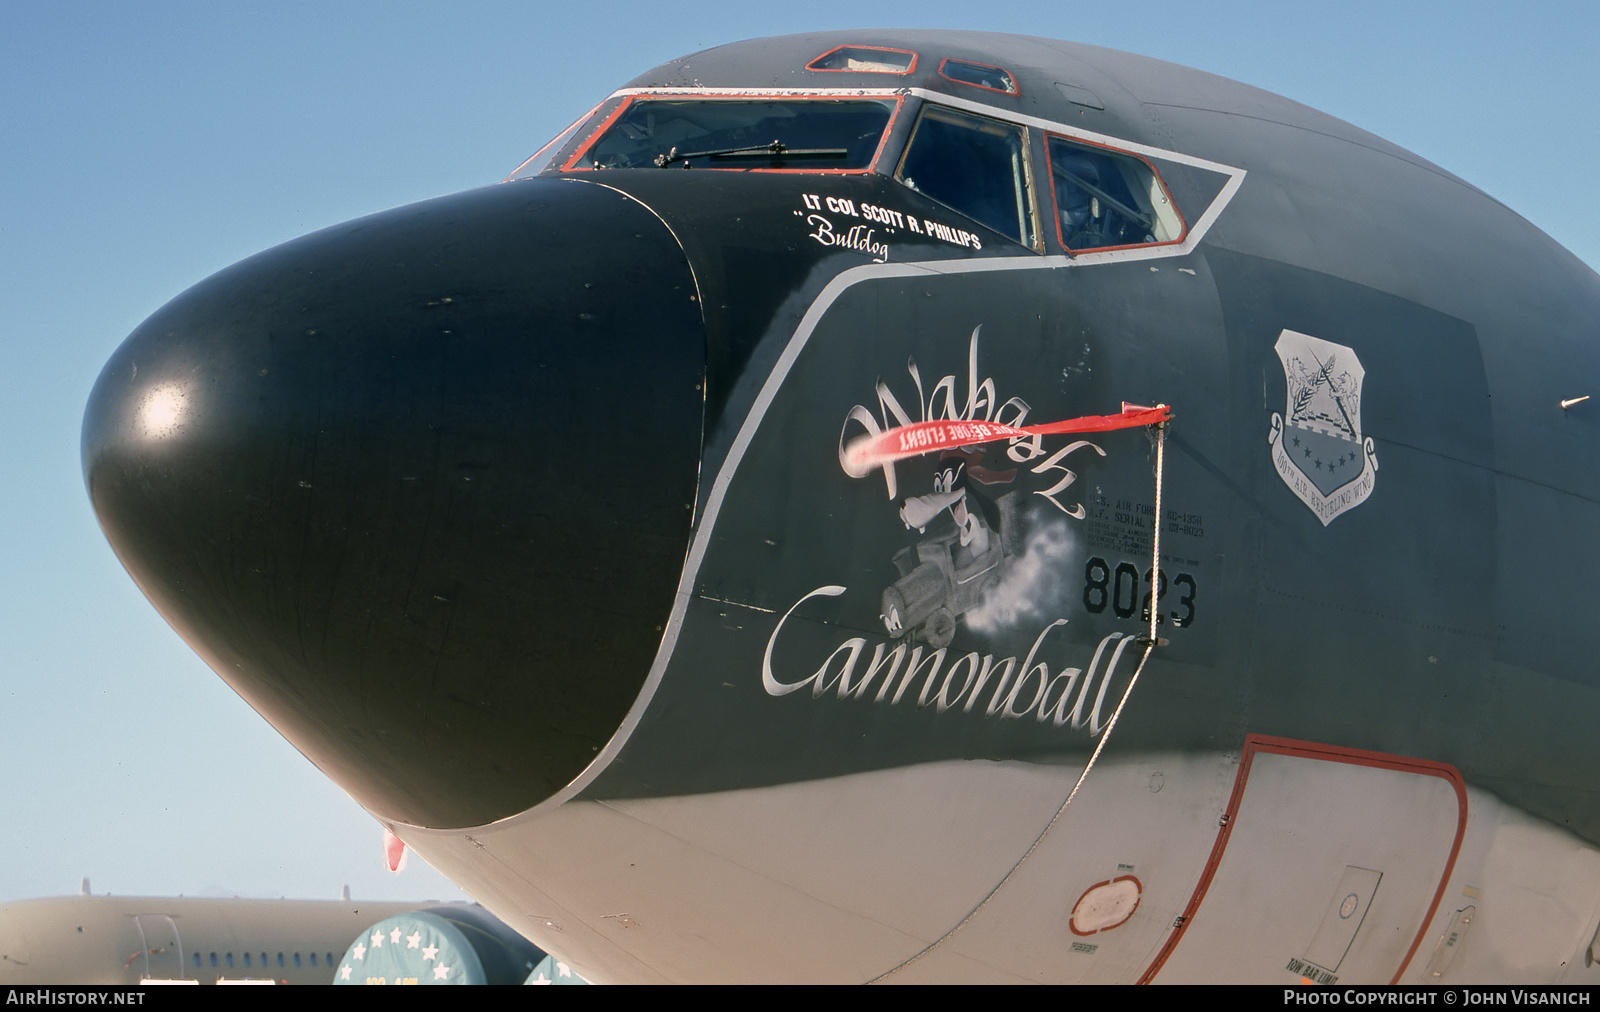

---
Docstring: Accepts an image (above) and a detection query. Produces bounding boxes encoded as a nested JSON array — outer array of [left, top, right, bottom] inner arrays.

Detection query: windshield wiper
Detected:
[[654, 139, 849, 168]]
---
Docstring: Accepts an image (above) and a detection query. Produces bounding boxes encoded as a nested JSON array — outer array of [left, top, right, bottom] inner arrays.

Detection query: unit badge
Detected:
[[1267, 329, 1378, 525]]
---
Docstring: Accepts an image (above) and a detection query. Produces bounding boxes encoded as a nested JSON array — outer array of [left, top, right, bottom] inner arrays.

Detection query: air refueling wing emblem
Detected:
[[1267, 330, 1378, 525]]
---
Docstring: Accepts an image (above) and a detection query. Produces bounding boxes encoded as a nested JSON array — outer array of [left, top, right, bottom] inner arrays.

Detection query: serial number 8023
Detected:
[[1082, 556, 1197, 627]]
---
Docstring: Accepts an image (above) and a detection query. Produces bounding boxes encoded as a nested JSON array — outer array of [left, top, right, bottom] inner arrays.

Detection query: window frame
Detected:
[[504, 99, 609, 181], [556, 92, 907, 175], [806, 44, 919, 75], [936, 57, 1020, 96], [1045, 131, 1188, 255], [893, 101, 1041, 252]]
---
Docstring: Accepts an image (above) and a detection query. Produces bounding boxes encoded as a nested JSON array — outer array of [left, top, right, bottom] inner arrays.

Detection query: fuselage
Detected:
[[0, 895, 421, 985], [81, 30, 1600, 983]]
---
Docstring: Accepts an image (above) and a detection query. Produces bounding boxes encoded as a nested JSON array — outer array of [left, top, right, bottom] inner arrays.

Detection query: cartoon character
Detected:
[[880, 450, 1019, 648]]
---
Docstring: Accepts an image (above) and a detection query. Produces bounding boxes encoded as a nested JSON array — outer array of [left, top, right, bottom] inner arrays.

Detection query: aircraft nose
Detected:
[[81, 179, 705, 829]]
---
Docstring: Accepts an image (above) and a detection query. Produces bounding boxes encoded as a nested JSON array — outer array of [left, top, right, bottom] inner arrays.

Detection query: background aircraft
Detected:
[[5, 0, 1600, 971], [0, 886, 542, 985]]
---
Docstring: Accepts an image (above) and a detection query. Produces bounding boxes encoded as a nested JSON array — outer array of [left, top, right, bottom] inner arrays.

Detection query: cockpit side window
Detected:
[[1047, 134, 1184, 252], [565, 97, 897, 172], [895, 104, 1036, 248]]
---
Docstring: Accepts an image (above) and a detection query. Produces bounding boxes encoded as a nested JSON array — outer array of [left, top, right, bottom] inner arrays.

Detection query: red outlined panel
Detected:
[[1138, 735, 1467, 985]]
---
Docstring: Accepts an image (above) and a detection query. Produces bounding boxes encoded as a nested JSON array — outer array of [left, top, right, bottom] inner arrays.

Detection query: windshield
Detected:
[[572, 98, 896, 171]]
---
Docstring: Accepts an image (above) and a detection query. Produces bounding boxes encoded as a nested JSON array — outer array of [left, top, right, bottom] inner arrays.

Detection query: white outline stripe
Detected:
[[395, 96, 1245, 834]]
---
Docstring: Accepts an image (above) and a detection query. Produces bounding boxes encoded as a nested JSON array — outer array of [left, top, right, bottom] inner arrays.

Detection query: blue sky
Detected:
[[2, 1, 1596, 905]]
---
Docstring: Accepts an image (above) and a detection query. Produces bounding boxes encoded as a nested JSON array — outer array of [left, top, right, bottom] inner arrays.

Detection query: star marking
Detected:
[[353, 942, 366, 960], [340, 965, 352, 980], [422, 944, 438, 961], [406, 931, 421, 949], [433, 963, 451, 981], [370, 930, 383, 948], [390, 927, 402, 944]]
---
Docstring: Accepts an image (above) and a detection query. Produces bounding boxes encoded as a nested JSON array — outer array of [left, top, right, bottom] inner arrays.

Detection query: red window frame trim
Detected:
[[558, 92, 906, 176], [1136, 734, 1468, 986], [1046, 130, 1189, 255], [936, 57, 1020, 96], [806, 44, 919, 75], [503, 99, 607, 181]]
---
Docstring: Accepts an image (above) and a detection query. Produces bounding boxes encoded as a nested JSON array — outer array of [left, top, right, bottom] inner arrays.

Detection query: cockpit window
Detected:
[[505, 100, 610, 180], [937, 58, 1019, 95], [806, 45, 917, 74], [1047, 134, 1184, 252], [896, 104, 1036, 248], [570, 98, 896, 171]]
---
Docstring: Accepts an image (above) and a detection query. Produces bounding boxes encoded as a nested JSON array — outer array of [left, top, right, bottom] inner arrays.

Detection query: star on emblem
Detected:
[[390, 927, 402, 944], [340, 965, 352, 980], [353, 942, 366, 960], [422, 944, 438, 961], [433, 963, 451, 981], [370, 930, 383, 948], [406, 931, 421, 949]]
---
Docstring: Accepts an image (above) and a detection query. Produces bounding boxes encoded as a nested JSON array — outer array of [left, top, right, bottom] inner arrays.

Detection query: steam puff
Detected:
[[965, 518, 1075, 633]]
